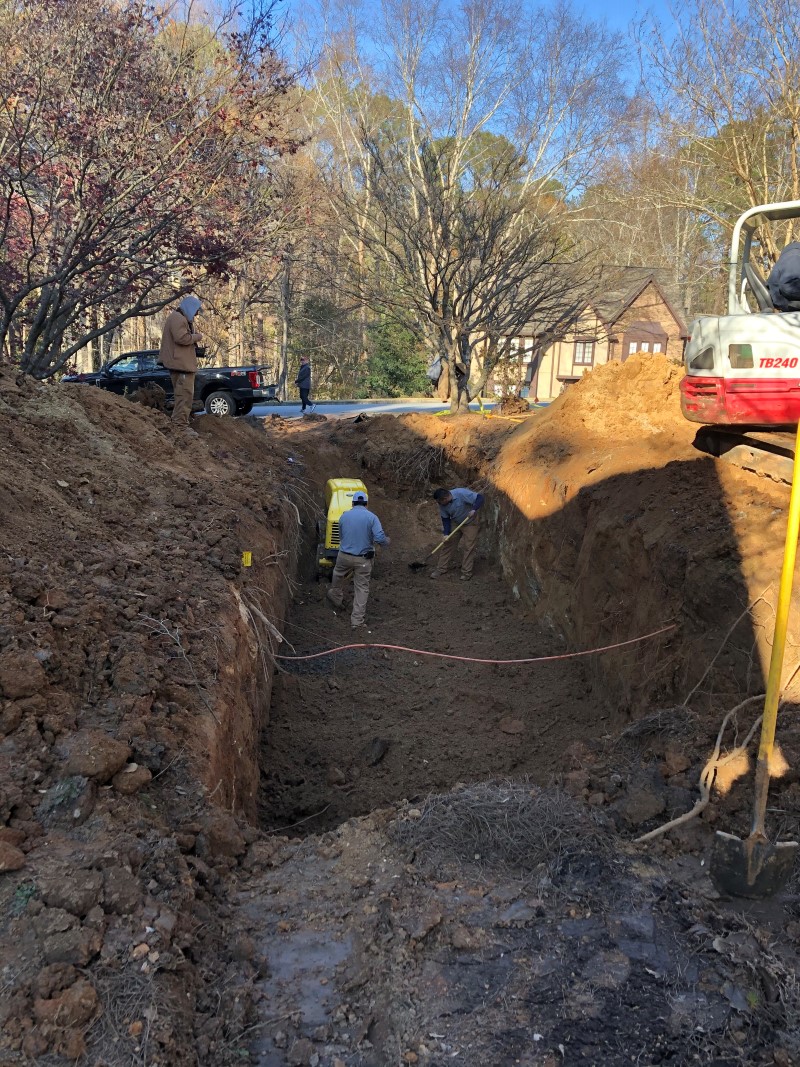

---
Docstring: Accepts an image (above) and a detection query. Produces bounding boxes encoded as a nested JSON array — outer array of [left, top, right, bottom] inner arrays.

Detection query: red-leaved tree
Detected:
[[0, 0, 298, 377]]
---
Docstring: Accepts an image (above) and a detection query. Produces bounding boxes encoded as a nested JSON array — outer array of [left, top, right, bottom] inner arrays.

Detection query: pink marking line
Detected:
[[275, 624, 677, 665]]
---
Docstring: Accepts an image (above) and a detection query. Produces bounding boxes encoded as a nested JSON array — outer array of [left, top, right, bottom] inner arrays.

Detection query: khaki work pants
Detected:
[[170, 371, 195, 426], [436, 518, 479, 577], [327, 551, 374, 626]]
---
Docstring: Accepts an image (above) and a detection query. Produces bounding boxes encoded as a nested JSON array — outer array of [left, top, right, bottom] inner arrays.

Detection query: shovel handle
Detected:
[[752, 420, 800, 837], [429, 514, 473, 558]]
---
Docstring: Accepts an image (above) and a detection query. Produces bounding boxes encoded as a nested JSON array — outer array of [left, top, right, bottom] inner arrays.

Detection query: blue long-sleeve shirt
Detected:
[[338, 506, 389, 555], [439, 488, 483, 534]]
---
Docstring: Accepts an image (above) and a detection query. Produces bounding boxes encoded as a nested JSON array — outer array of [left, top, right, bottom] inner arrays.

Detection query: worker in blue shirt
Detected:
[[429, 486, 483, 581], [326, 491, 390, 629]]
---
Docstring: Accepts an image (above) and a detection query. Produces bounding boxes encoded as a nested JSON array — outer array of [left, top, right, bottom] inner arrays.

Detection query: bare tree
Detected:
[[572, 101, 723, 317], [639, 0, 800, 268], [307, 0, 628, 409]]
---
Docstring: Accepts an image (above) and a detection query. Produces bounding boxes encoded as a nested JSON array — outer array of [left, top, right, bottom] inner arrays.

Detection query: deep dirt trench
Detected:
[[7, 357, 800, 1067], [234, 396, 800, 1067], [258, 509, 607, 833]]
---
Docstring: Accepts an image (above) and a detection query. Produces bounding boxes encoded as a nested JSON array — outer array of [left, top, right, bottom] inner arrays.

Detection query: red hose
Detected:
[[275, 624, 676, 665]]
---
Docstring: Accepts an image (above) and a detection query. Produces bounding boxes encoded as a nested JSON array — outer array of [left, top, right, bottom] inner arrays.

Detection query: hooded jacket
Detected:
[[295, 362, 311, 389], [768, 243, 800, 312], [159, 296, 202, 372]]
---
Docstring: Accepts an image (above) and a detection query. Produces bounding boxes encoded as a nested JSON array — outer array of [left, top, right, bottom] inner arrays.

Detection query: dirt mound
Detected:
[[0, 370, 301, 1064], [489, 354, 793, 708], [542, 352, 689, 440], [130, 381, 167, 410], [495, 394, 530, 415]]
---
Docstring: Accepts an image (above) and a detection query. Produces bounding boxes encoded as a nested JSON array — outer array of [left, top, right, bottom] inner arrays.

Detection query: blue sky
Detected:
[[580, 0, 674, 33]]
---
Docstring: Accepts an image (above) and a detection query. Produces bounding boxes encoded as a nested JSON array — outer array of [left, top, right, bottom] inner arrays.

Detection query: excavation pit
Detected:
[[257, 491, 610, 835]]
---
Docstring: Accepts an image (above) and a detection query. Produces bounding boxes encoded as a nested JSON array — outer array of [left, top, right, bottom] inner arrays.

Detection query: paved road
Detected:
[[251, 398, 545, 419]]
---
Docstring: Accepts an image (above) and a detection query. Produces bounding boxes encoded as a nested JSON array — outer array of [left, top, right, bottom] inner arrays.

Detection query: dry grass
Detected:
[[82, 966, 162, 1067], [357, 439, 447, 493], [392, 779, 610, 875], [616, 704, 699, 744]]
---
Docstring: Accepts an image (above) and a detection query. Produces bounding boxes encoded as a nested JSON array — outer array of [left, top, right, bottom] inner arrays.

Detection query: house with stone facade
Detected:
[[488, 268, 689, 401]]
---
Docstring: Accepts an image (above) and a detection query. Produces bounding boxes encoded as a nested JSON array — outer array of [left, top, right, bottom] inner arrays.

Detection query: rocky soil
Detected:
[[0, 371, 304, 1064], [3, 357, 800, 1066]]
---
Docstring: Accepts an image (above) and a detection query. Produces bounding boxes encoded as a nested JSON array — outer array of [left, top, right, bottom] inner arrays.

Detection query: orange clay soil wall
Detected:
[[347, 355, 791, 712]]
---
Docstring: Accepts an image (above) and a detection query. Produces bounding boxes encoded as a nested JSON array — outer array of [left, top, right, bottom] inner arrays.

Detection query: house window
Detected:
[[574, 341, 595, 366], [623, 321, 668, 360]]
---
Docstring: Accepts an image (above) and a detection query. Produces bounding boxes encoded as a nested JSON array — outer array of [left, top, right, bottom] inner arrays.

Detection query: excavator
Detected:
[[680, 200, 800, 482]]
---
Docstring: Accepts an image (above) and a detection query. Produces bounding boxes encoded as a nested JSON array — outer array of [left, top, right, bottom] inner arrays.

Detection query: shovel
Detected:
[[408, 515, 473, 571], [710, 422, 800, 899]]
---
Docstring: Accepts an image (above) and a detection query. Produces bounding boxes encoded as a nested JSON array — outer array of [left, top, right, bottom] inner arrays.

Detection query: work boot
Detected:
[[460, 574, 472, 582]]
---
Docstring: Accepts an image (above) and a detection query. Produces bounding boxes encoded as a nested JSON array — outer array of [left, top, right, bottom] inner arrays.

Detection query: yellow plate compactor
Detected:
[[315, 478, 368, 580]]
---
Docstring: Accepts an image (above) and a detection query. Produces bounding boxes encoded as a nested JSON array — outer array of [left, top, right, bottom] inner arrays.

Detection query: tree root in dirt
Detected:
[[636, 695, 764, 844], [637, 652, 800, 845], [681, 586, 771, 708]]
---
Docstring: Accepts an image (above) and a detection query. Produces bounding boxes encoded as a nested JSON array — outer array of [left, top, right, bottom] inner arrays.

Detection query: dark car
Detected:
[[63, 350, 279, 416]]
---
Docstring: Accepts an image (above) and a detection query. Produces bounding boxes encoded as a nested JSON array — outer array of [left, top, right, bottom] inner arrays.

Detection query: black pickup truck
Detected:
[[63, 349, 279, 416]]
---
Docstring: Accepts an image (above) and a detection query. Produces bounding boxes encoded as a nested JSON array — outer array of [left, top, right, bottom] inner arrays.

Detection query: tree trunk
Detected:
[[450, 334, 471, 413], [278, 259, 291, 401], [437, 359, 451, 400], [239, 289, 247, 366]]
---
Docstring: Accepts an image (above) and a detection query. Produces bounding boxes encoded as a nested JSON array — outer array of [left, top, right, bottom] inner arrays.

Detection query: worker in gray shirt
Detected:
[[326, 491, 390, 630], [430, 486, 483, 581]]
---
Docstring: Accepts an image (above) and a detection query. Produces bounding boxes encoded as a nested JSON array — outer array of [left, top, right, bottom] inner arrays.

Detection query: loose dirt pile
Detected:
[[236, 788, 800, 1066], [0, 370, 303, 1064], [5, 351, 800, 1067], [495, 394, 531, 415]]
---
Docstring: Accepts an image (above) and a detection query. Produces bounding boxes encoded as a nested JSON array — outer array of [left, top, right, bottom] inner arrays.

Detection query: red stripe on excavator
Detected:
[[680, 375, 800, 425]]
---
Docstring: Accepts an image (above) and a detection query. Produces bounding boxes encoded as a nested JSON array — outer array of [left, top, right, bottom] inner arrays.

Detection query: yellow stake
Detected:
[[752, 420, 800, 837], [242, 551, 253, 568]]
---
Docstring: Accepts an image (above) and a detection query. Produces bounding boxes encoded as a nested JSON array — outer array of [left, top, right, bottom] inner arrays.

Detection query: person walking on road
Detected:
[[429, 486, 484, 581], [326, 491, 390, 630], [295, 356, 316, 413], [159, 295, 203, 432]]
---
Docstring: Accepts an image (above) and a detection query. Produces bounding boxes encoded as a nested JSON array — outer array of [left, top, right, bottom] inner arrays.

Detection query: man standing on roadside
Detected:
[[429, 486, 484, 581], [295, 356, 315, 413], [326, 491, 390, 630], [159, 295, 203, 432]]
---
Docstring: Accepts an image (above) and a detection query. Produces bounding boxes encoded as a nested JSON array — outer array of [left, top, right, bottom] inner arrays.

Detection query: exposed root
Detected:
[[681, 586, 771, 707], [617, 704, 698, 744], [357, 439, 447, 492], [85, 966, 161, 1067], [138, 614, 220, 724], [636, 695, 764, 844]]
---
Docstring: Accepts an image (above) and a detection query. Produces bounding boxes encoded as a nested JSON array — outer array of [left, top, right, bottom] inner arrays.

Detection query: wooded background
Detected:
[[1, 0, 799, 405]]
